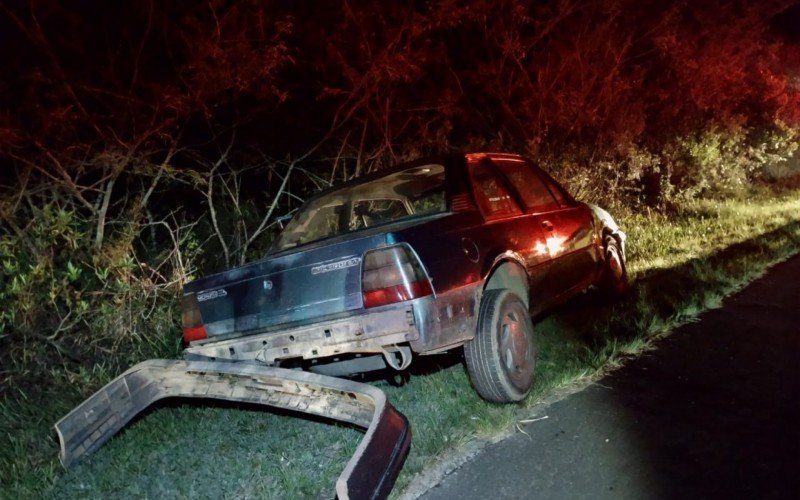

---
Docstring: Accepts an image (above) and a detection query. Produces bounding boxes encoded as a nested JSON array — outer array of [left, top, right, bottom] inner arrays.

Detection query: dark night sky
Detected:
[[772, 2, 800, 42], [1, 0, 798, 175]]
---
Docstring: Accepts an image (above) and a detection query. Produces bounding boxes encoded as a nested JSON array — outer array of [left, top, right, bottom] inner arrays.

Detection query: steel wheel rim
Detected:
[[498, 302, 534, 392]]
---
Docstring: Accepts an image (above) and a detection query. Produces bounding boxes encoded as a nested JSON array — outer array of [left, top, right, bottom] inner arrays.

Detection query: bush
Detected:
[[663, 125, 799, 202], [0, 201, 192, 396], [543, 125, 800, 211], [542, 144, 662, 210]]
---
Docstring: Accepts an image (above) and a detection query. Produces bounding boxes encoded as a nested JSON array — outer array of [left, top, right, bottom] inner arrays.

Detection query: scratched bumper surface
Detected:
[[55, 359, 411, 500], [184, 303, 419, 364]]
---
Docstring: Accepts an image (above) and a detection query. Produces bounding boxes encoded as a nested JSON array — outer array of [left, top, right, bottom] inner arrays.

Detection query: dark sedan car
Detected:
[[181, 152, 628, 403]]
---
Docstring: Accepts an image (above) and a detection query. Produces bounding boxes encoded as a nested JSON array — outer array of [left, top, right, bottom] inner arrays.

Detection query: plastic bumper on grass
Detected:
[[55, 359, 411, 500]]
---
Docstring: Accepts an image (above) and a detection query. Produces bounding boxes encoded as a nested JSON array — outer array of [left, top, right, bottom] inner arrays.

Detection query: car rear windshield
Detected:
[[272, 164, 447, 251]]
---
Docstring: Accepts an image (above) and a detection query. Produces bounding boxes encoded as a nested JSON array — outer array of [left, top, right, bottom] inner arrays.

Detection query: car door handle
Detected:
[[541, 220, 554, 231]]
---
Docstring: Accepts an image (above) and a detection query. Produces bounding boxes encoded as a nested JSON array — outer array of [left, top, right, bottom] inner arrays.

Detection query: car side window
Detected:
[[468, 160, 522, 218], [545, 180, 567, 206], [528, 162, 573, 207], [350, 199, 409, 230], [494, 159, 560, 212]]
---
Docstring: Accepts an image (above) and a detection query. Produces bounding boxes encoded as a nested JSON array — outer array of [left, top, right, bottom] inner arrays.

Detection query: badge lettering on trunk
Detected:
[[311, 257, 362, 275], [197, 289, 228, 302]]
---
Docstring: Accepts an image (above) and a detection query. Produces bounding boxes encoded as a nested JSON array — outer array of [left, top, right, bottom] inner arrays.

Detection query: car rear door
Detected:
[[492, 158, 599, 303], [466, 158, 551, 307]]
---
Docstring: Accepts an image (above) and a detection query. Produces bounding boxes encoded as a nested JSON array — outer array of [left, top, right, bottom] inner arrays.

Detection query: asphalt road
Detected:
[[420, 255, 800, 500]]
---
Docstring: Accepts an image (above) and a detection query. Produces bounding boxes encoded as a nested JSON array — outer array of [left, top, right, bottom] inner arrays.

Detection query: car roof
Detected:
[[291, 151, 536, 214], [305, 152, 528, 195], [465, 152, 527, 162]]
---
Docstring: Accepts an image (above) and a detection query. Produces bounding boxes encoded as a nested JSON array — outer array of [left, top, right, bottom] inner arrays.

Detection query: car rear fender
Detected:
[[54, 359, 410, 500], [482, 254, 529, 308]]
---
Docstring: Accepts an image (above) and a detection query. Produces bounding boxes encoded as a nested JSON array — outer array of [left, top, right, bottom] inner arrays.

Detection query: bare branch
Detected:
[[28, 3, 104, 139], [129, 0, 154, 93], [31, 145, 98, 213], [140, 143, 179, 209], [93, 172, 118, 249], [207, 167, 230, 267], [203, 133, 237, 267], [239, 160, 294, 264]]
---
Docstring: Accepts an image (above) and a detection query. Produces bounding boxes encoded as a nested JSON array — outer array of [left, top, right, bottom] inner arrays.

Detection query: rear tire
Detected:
[[600, 235, 629, 296], [465, 289, 536, 403]]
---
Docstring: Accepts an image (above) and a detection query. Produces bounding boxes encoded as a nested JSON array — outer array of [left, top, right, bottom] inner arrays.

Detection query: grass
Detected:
[[2, 190, 800, 499]]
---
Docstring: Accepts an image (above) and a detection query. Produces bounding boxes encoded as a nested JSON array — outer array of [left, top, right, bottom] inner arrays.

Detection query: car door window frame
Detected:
[[492, 158, 562, 214], [467, 158, 525, 220], [523, 160, 576, 209]]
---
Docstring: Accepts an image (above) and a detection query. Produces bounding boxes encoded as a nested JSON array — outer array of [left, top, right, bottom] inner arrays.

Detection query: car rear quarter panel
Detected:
[[387, 213, 484, 351], [390, 211, 553, 351]]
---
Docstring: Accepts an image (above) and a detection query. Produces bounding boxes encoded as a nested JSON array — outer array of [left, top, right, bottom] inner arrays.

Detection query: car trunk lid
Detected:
[[183, 233, 388, 340]]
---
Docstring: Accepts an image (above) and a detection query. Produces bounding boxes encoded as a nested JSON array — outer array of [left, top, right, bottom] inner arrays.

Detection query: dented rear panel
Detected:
[[184, 234, 388, 339]]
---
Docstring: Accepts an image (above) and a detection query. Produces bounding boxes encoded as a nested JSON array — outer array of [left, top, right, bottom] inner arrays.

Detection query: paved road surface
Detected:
[[421, 255, 800, 499]]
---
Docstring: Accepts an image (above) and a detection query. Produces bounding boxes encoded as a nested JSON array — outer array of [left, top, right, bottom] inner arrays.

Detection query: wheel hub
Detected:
[[499, 308, 534, 391]]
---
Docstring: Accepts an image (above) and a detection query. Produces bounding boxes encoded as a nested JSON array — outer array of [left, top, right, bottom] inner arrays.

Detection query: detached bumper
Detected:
[[55, 359, 411, 500]]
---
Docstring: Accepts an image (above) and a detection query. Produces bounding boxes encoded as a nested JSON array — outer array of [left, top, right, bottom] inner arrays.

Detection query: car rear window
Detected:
[[469, 160, 522, 218], [273, 164, 446, 251]]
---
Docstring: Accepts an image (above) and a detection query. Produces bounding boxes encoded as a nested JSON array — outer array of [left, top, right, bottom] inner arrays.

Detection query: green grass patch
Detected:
[[2, 192, 800, 498]]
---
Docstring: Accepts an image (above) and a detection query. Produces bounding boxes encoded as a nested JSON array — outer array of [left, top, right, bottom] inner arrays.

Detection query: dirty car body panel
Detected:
[[182, 152, 625, 369], [56, 152, 626, 498]]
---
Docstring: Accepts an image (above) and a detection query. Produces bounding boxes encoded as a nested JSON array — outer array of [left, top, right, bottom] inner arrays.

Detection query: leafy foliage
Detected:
[[0, 1, 799, 493], [0, 0, 798, 407], [0, 202, 188, 395]]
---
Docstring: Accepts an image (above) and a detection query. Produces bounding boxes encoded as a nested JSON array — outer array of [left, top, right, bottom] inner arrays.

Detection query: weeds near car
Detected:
[[2, 192, 799, 498]]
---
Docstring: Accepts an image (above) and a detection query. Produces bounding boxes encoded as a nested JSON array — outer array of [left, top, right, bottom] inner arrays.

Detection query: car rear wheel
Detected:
[[600, 235, 629, 296], [465, 289, 536, 403]]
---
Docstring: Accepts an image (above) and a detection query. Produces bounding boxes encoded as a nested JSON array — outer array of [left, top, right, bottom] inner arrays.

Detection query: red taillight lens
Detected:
[[183, 325, 208, 342], [362, 245, 434, 308], [181, 293, 207, 342]]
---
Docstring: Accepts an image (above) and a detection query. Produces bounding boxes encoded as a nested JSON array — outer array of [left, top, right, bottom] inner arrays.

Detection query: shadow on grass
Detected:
[[537, 219, 800, 355]]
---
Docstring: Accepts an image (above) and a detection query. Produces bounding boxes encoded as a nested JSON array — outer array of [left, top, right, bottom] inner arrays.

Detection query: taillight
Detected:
[[361, 245, 434, 308], [181, 293, 207, 342]]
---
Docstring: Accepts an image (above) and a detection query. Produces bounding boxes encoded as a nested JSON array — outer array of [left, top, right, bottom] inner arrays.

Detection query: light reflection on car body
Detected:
[[181, 152, 627, 376], [55, 152, 629, 499]]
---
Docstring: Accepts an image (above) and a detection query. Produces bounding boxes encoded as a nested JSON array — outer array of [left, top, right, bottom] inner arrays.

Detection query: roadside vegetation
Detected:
[[2, 190, 799, 498], [2, 0, 800, 497]]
